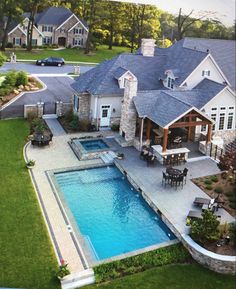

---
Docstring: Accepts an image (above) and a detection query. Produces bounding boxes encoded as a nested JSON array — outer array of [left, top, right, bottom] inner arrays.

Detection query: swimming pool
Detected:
[[54, 166, 175, 261]]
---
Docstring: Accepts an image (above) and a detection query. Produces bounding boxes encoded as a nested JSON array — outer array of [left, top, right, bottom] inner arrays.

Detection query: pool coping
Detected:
[[47, 162, 178, 266]]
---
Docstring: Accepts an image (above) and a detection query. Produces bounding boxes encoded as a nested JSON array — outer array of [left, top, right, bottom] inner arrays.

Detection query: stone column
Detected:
[[56, 101, 63, 117], [119, 75, 138, 145], [37, 102, 44, 118]]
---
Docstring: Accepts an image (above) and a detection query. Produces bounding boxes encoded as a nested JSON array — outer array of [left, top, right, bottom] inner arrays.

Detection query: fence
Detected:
[[208, 142, 224, 161]]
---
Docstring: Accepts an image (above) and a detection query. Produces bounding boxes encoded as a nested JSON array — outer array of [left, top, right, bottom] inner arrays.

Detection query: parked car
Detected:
[[36, 57, 65, 66]]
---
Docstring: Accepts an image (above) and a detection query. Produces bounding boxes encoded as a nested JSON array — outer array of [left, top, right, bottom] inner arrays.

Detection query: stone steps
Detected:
[[61, 269, 95, 289]]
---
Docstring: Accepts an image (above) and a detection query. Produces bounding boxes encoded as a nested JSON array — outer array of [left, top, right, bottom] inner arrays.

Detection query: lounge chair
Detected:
[[193, 197, 212, 207], [187, 209, 222, 220]]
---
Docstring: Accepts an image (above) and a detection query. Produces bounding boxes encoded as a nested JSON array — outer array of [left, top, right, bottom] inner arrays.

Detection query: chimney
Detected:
[[141, 39, 156, 57]]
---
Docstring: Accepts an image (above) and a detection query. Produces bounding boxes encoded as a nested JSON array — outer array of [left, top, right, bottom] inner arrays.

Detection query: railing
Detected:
[[209, 143, 224, 161]]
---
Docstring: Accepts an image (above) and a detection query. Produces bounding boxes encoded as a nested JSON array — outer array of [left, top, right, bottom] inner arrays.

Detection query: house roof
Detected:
[[133, 78, 225, 127], [113, 67, 129, 79], [71, 52, 168, 95], [36, 7, 73, 26], [182, 37, 236, 90]]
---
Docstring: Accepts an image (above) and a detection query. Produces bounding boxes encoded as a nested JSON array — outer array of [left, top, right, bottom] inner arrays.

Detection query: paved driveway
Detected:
[[0, 62, 94, 74], [1, 76, 75, 118]]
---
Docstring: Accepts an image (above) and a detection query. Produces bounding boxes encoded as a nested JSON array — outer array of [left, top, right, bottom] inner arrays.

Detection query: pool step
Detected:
[[61, 269, 95, 289], [100, 151, 117, 164]]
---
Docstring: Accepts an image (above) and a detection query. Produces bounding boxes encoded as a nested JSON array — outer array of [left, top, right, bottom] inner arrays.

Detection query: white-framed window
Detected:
[[73, 38, 82, 46], [211, 113, 217, 131], [167, 77, 174, 89], [73, 95, 79, 112], [202, 70, 211, 77], [73, 28, 83, 34], [43, 36, 52, 44], [218, 113, 225, 130], [201, 125, 207, 132], [14, 37, 21, 45], [227, 112, 234, 129], [42, 26, 53, 32], [211, 107, 217, 111]]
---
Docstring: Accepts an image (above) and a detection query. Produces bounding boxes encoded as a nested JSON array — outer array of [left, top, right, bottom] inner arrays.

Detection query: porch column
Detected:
[[206, 123, 212, 144], [139, 118, 144, 149], [146, 118, 152, 140], [162, 128, 169, 152]]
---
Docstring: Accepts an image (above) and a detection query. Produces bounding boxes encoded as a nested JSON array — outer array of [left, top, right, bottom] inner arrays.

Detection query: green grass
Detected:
[[0, 119, 59, 289], [85, 263, 236, 289], [4, 45, 130, 63]]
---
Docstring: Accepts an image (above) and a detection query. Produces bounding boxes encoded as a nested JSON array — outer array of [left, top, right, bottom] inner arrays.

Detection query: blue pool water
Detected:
[[55, 166, 175, 260], [77, 139, 108, 151]]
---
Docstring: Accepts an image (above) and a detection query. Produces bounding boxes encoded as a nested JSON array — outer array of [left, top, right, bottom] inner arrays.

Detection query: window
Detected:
[[43, 26, 53, 32], [218, 113, 225, 130], [211, 113, 217, 131], [167, 77, 174, 89], [43, 37, 52, 44], [211, 107, 217, 111], [32, 39, 37, 46], [201, 125, 207, 132], [73, 28, 83, 34], [73, 38, 81, 46], [220, 107, 226, 110], [227, 112, 234, 129], [73, 95, 79, 111], [202, 70, 210, 77], [14, 38, 21, 45]]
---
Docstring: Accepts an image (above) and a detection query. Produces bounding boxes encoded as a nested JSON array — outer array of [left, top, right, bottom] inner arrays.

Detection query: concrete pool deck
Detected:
[[25, 132, 235, 277]]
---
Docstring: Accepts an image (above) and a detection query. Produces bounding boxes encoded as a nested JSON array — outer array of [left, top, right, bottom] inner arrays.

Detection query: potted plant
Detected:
[[56, 259, 70, 280], [26, 159, 35, 169], [117, 152, 124, 160]]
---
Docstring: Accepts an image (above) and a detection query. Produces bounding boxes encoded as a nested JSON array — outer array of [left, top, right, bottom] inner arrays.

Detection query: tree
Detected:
[[190, 210, 220, 243], [0, 52, 6, 66], [176, 8, 217, 40]]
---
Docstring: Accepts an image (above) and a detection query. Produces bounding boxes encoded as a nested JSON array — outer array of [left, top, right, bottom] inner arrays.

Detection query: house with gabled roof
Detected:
[[71, 37, 235, 156], [7, 7, 88, 47]]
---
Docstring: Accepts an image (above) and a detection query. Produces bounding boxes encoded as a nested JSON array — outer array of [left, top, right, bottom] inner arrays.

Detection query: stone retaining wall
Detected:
[[181, 234, 236, 275]]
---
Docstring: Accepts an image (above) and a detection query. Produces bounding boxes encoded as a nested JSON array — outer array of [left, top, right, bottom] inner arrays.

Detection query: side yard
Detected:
[[4, 45, 130, 63], [0, 119, 59, 289]]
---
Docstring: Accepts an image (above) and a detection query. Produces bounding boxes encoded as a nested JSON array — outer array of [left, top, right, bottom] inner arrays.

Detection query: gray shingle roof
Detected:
[[182, 38, 236, 90], [113, 67, 129, 79], [133, 91, 192, 127], [71, 53, 167, 95], [36, 7, 73, 26], [133, 78, 226, 127]]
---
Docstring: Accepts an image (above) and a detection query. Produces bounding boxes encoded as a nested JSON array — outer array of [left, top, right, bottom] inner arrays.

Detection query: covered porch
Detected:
[[135, 109, 213, 164]]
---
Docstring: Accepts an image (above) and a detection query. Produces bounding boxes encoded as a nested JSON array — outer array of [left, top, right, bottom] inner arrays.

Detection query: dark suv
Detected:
[[36, 57, 65, 66]]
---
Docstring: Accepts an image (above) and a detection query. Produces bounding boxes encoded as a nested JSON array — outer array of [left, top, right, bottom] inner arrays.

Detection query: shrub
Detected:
[[229, 202, 236, 209], [111, 123, 120, 131], [225, 191, 234, 197], [210, 175, 218, 182], [69, 114, 79, 131], [204, 179, 212, 185], [78, 119, 91, 132], [27, 111, 38, 123], [56, 259, 70, 279], [0, 52, 6, 66], [32, 118, 47, 133], [6, 42, 13, 48], [64, 109, 75, 123], [21, 43, 27, 49], [3, 71, 17, 87], [0, 86, 11, 96], [16, 71, 28, 86], [214, 186, 223, 194], [190, 210, 220, 244], [229, 222, 236, 246], [93, 243, 190, 283], [205, 185, 213, 190]]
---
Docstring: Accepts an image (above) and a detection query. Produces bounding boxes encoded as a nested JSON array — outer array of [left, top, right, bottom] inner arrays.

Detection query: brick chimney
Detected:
[[141, 39, 156, 57], [119, 75, 138, 145]]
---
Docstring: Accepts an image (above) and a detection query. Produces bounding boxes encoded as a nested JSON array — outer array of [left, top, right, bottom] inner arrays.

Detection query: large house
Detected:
[[71, 37, 235, 152], [7, 7, 88, 48]]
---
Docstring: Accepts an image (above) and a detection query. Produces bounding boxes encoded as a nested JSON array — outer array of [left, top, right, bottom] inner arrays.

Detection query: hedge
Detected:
[[93, 243, 191, 283]]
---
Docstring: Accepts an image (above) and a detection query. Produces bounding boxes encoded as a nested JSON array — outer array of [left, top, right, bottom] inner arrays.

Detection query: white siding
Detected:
[[182, 56, 227, 89]]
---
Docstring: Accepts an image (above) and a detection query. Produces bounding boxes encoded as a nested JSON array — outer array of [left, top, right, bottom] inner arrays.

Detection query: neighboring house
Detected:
[[71, 37, 236, 147], [7, 7, 88, 48]]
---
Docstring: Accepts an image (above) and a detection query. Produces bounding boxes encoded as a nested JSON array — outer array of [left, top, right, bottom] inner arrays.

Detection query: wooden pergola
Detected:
[[140, 109, 213, 153]]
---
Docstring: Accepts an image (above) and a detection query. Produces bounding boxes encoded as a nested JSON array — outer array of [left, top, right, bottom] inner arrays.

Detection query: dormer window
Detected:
[[202, 70, 210, 77], [167, 77, 174, 89]]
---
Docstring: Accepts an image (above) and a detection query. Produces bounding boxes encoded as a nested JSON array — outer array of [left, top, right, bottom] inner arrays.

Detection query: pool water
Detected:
[[76, 139, 108, 151], [55, 166, 175, 260]]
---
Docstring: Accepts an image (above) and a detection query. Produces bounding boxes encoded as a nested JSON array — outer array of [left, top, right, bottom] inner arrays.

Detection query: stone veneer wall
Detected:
[[119, 76, 138, 145], [213, 130, 236, 144], [181, 234, 236, 275], [76, 93, 90, 120]]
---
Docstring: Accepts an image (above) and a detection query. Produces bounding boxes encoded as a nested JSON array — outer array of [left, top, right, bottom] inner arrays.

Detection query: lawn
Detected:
[[4, 45, 130, 63], [85, 263, 236, 289], [0, 119, 59, 289]]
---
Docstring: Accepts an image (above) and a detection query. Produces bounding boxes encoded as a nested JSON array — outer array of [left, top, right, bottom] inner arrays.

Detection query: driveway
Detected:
[[1, 76, 75, 118], [0, 62, 94, 74]]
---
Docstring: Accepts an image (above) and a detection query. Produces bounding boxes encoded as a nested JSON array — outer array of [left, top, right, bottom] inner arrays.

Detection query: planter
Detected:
[[26, 164, 35, 169]]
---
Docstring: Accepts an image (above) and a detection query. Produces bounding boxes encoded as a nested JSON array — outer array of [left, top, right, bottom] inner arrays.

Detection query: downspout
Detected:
[[140, 117, 145, 150]]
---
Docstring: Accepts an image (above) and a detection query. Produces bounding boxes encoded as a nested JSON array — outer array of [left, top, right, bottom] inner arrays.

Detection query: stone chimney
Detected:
[[141, 39, 156, 57], [119, 75, 138, 145]]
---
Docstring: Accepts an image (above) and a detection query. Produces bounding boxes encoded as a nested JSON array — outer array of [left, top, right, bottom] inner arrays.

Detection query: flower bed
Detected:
[[0, 71, 42, 106]]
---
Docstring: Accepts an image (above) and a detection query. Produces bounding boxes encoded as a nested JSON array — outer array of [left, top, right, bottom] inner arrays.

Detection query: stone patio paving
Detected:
[[26, 133, 235, 274]]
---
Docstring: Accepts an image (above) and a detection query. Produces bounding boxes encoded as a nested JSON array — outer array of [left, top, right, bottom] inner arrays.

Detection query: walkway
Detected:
[[45, 119, 66, 136]]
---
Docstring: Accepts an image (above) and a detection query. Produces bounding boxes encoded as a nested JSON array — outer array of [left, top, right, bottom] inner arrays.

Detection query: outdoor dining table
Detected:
[[166, 167, 182, 176], [32, 132, 51, 146]]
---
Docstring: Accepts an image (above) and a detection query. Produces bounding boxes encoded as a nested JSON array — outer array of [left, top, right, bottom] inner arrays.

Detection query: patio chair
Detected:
[[174, 174, 184, 189], [147, 154, 157, 167], [187, 210, 203, 220], [162, 172, 171, 186], [193, 197, 212, 207]]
